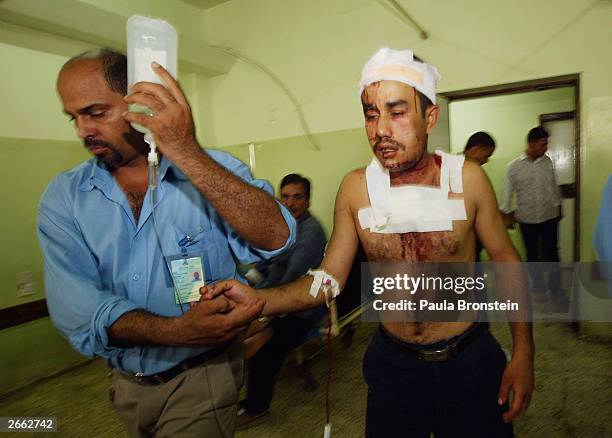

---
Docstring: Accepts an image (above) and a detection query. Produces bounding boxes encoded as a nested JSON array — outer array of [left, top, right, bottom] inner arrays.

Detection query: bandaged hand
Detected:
[[307, 269, 340, 303]]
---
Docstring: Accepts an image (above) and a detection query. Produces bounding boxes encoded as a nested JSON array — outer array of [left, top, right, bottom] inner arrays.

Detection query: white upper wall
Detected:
[[203, 0, 612, 147]]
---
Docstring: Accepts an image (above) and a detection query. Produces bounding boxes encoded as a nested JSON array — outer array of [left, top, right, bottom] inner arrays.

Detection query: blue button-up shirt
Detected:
[[37, 149, 296, 375], [594, 175, 612, 263], [594, 175, 612, 294]]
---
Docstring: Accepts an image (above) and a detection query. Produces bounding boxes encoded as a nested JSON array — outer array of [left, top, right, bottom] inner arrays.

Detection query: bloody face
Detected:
[[362, 80, 438, 173]]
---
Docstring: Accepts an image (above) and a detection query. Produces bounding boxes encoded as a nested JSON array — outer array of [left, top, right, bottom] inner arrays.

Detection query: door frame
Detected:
[[539, 110, 578, 262], [440, 74, 581, 261]]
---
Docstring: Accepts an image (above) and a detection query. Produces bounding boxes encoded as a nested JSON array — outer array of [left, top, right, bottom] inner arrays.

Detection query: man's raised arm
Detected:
[[124, 63, 290, 251]]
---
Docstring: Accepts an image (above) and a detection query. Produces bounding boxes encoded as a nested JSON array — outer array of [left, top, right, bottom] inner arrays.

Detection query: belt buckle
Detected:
[[419, 346, 451, 362], [132, 372, 163, 385], [132, 372, 148, 385]]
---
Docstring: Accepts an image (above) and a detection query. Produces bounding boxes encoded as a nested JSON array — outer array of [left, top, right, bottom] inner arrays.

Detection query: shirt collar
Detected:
[[158, 156, 189, 181], [297, 210, 311, 224], [77, 156, 188, 192], [521, 152, 548, 163], [78, 159, 111, 192]]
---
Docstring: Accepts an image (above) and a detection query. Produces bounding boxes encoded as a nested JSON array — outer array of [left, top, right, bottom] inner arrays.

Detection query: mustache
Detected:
[[374, 138, 405, 152], [83, 138, 118, 151]]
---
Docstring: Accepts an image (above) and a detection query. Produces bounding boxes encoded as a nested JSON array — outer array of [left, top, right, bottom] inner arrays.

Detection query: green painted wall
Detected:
[[448, 87, 575, 261], [0, 137, 89, 395], [0, 42, 74, 141], [223, 127, 372, 235], [0, 319, 86, 395], [0, 138, 89, 309]]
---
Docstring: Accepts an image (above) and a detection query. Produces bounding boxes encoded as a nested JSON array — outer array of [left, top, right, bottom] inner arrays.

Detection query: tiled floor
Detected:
[[0, 322, 610, 437]]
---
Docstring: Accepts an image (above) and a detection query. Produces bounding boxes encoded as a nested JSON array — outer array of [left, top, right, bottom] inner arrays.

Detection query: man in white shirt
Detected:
[[501, 127, 562, 300]]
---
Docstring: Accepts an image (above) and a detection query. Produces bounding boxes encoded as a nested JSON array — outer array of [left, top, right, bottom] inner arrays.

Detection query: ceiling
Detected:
[[179, 0, 232, 10], [0, 0, 235, 76]]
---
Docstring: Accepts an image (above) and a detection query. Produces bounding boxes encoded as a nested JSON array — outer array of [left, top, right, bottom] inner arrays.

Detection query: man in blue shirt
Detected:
[[37, 49, 296, 437], [594, 175, 612, 293]]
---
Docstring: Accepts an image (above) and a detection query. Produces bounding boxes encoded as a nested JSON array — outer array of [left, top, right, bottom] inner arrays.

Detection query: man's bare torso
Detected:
[[350, 155, 477, 344]]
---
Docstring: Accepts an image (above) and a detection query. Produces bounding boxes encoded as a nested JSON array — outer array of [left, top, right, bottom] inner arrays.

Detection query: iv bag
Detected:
[[126, 15, 178, 134]]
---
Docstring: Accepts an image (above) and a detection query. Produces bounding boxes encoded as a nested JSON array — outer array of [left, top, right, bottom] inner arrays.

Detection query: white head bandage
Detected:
[[358, 48, 441, 104]]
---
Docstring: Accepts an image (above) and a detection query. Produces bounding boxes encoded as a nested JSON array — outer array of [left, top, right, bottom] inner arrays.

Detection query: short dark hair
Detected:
[[62, 48, 127, 95], [527, 126, 549, 143], [464, 131, 496, 152], [280, 174, 311, 200], [412, 54, 434, 115], [415, 90, 433, 116]]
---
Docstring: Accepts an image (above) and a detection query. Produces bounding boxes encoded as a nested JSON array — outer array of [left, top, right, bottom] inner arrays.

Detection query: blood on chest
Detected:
[[362, 230, 461, 262]]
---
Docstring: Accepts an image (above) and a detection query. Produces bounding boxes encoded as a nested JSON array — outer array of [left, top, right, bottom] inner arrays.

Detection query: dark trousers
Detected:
[[243, 315, 315, 414], [363, 327, 513, 438], [519, 218, 561, 295]]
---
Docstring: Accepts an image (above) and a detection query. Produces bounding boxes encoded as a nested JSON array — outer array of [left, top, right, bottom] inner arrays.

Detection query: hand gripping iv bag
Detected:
[[126, 15, 178, 135]]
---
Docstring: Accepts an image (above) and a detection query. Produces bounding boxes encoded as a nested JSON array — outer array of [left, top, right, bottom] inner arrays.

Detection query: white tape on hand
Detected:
[[307, 269, 340, 300]]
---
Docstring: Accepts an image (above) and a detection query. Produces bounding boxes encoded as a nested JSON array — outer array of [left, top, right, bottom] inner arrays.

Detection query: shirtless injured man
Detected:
[[202, 48, 534, 438]]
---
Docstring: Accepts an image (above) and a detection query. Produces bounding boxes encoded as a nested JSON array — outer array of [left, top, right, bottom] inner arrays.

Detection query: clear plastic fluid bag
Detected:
[[126, 15, 178, 134]]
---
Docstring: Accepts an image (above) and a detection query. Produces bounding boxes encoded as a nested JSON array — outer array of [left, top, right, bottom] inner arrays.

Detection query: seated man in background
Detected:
[[463, 131, 497, 261], [238, 173, 327, 427]]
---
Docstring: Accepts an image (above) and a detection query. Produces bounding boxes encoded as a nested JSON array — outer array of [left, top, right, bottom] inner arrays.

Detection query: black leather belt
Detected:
[[379, 322, 485, 362], [121, 343, 231, 385]]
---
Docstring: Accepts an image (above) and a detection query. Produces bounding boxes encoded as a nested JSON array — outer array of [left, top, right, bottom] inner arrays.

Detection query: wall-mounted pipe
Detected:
[[382, 0, 429, 40], [211, 45, 321, 151]]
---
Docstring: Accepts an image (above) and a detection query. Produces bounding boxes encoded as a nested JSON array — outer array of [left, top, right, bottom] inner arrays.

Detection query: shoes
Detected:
[[236, 404, 269, 430], [299, 371, 318, 392], [340, 325, 356, 348], [551, 296, 570, 313], [296, 363, 318, 392]]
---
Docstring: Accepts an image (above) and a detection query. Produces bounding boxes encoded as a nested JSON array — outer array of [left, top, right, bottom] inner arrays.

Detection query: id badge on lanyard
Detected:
[[166, 235, 206, 305]]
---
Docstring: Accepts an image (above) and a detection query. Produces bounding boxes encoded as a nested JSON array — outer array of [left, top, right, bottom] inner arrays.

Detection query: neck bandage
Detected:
[[358, 150, 467, 233]]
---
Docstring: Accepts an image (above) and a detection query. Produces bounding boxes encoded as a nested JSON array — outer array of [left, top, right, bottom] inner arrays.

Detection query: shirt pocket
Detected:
[[172, 219, 219, 283]]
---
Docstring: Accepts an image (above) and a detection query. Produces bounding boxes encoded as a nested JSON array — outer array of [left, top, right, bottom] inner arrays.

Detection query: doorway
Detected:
[[438, 75, 580, 262]]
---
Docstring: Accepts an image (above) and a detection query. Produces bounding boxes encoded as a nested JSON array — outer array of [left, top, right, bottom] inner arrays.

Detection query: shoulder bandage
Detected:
[[358, 150, 467, 233], [307, 269, 341, 301]]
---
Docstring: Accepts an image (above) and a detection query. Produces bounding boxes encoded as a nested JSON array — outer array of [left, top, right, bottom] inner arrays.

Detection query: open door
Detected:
[[541, 112, 577, 262]]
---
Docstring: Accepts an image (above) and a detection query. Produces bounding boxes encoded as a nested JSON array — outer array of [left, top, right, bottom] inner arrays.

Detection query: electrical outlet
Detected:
[[16, 271, 36, 297]]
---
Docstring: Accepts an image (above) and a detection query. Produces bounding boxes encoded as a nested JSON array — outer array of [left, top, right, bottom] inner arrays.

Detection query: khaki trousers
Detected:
[[109, 343, 243, 438]]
